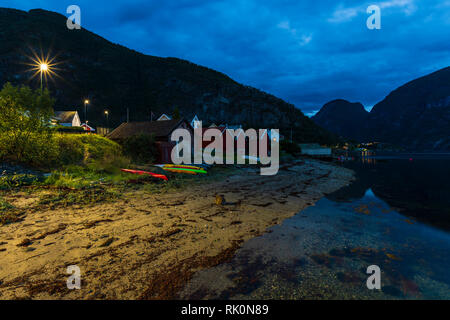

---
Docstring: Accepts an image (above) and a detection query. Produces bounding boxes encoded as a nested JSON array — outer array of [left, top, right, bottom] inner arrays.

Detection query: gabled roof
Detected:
[[107, 119, 189, 140], [54, 111, 78, 123], [157, 113, 172, 121], [191, 115, 200, 128]]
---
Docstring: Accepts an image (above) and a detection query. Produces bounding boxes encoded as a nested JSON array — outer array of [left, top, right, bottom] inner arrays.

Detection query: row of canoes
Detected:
[[121, 164, 210, 181], [154, 164, 208, 175]]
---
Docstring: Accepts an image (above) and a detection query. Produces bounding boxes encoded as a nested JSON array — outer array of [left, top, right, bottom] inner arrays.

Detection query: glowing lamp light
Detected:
[[25, 51, 61, 93]]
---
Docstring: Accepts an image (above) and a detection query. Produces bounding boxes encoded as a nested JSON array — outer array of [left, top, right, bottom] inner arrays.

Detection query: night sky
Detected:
[[3, 0, 450, 116]]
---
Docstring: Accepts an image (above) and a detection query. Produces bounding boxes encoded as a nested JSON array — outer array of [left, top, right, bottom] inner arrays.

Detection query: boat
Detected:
[[162, 167, 207, 174], [120, 169, 168, 181], [155, 164, 206, 171]]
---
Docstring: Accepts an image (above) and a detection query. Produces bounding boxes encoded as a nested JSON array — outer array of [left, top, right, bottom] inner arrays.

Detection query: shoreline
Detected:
[[0, 159, 354, 299]]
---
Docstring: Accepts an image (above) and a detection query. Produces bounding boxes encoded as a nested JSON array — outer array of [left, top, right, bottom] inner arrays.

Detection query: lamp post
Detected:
[[84, 99, 90, 123], [39, 63, 48, 94], [104, 110, 109, 129]]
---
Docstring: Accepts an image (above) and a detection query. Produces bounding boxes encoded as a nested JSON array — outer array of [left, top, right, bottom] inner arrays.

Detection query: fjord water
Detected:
[[180, 156, 450, 299]]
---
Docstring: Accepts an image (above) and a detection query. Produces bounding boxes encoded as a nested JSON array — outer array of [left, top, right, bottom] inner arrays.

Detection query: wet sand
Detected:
[[0, 159, 354, 299]]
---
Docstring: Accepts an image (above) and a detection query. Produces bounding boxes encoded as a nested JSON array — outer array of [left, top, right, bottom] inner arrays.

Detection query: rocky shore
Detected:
[[0, 159, 354, 299]]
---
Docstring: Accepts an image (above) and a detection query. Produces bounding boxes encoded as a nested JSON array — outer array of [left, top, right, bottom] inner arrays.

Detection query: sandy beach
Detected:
[[0, 159, 354, 299]]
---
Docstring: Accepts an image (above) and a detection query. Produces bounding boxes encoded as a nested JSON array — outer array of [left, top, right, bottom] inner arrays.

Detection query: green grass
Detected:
[[0, 174, 42, 190], [40, 165, 155, 189], [0, 163, 240, 225]]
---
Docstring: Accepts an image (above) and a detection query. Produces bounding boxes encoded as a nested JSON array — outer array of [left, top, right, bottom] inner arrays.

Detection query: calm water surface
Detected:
[[180, 157, 450, 299]]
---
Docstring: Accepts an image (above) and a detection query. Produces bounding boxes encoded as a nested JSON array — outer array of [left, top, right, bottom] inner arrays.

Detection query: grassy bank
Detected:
[[0, 161, 238, 225]]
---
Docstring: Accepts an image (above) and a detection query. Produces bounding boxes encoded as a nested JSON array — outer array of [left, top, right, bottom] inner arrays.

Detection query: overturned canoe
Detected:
[[121, 169, 168, 181], [163, 168, 198, 175], [163, 167, 207, 174], [155, 164, 206, 171]]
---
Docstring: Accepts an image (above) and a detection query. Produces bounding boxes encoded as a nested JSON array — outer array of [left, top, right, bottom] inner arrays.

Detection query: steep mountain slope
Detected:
[[311, 67, 450, 150], [0, 8, 336, 144], [312, 99, 369, 140], [368, 67, 450, 150]]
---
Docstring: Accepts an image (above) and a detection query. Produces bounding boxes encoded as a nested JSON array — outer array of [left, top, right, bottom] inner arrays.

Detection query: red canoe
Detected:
[[121, 169, 168, 181]]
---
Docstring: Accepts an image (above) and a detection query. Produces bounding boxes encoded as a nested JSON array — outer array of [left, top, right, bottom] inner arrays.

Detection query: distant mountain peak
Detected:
[[314, 99, 368, 117], [312, 99, 368, 140], [311, 66, 450, 150]]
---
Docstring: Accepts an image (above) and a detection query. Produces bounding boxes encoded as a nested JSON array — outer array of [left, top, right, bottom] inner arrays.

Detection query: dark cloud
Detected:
[[4, 0, 450, 115]]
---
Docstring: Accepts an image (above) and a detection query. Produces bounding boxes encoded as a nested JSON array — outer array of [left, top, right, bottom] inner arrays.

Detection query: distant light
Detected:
[[85, 100, 90, 104], [40, 63, 48, 72], [104, 111, 108, 115]]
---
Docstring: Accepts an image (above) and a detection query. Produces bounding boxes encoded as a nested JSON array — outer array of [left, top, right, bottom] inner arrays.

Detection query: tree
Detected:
[[122, 134, 157, 164], [0, 83, 55, 165]]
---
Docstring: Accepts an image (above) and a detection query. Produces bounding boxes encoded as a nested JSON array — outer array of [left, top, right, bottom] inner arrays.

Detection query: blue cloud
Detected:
[[3, 0, 450, 115]]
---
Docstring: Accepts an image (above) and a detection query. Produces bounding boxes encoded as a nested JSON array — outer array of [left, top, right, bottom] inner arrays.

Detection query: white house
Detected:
[[53, 111, 81, 127], [157, 113, 172, 121]]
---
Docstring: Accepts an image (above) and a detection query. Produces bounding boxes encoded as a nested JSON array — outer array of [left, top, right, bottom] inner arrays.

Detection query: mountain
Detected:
[[368, 67, 450, 150], [312, 99, 369, 141], [0, 8, 336, 144], [312, 67, 450, 150]]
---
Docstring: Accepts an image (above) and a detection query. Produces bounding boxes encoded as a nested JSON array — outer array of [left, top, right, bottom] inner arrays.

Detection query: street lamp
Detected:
[[104, 110, 109, 128], [26, 51, 59, 94], [84, 99, 90, 123], [39, 63, 49, 94]]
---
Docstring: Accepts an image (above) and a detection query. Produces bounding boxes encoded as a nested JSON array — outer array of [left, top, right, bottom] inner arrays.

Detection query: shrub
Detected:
[[52, 134, 129, 172], [79, 135, 123, 162], [53, 134, 85, 165], [0, 83, 54, 166], [122, 134, 156, 164], [53, 126, 86, 134]]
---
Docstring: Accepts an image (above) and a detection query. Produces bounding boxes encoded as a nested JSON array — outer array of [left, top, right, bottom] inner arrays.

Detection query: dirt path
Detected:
[[0, 159, 354, 299]]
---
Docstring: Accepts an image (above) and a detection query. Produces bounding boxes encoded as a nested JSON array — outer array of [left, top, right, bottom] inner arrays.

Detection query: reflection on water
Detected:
[[333, 157, 450, 230], [179, 158, 450, 300]]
